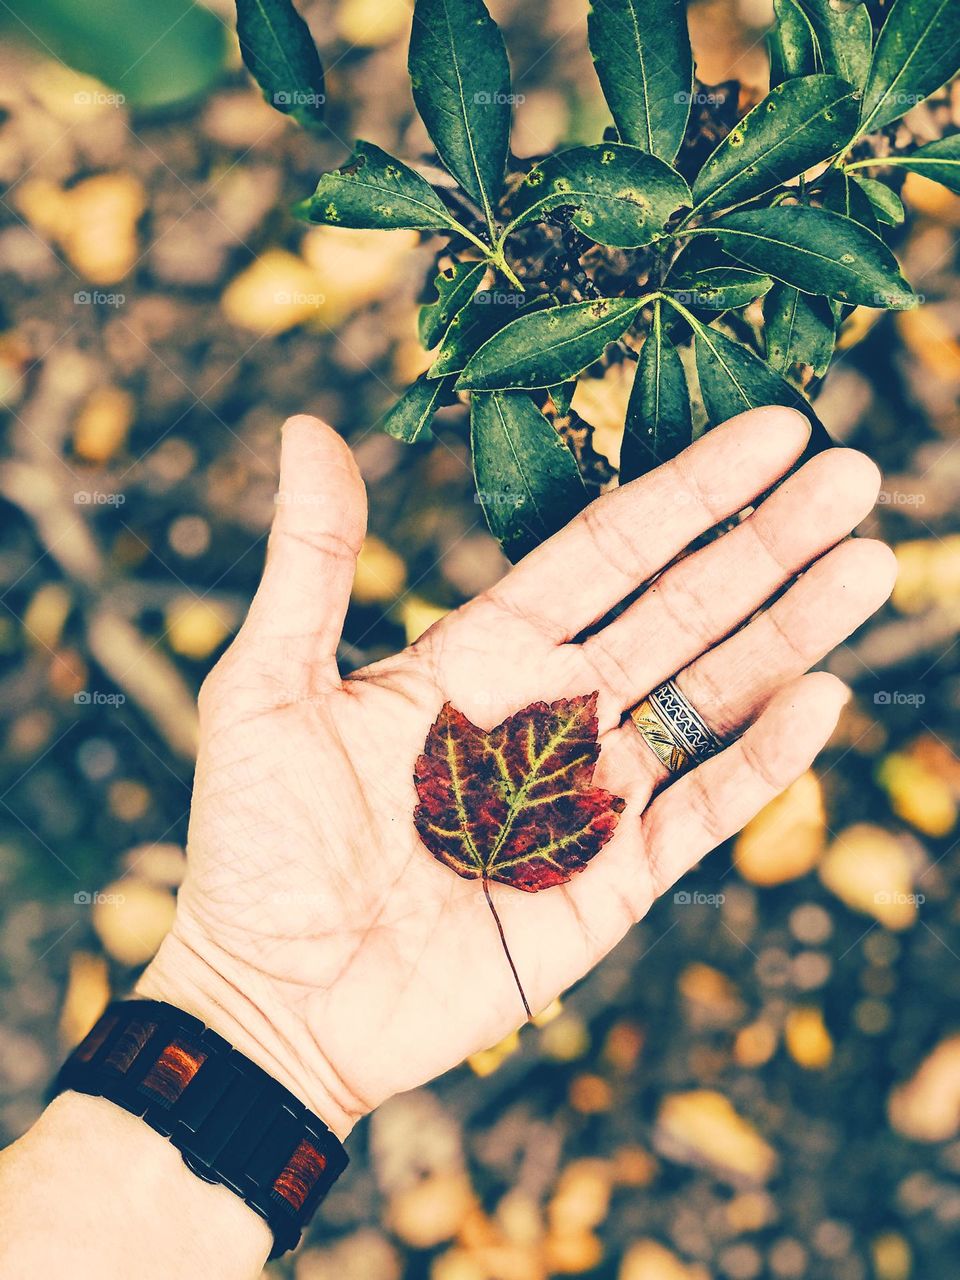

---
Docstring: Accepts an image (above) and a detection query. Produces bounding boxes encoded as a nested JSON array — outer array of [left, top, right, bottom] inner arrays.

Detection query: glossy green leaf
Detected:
[[428, 291, 545, 378], [819, 168, 878, 233], [549, 382, 577, 416], [861, 0, 960, 133], [295, 140, 460, 231], [419, 262, 488, 348], [408, 0, 510, 225], [587, 0, 693, 161], [763, 283, 836, 389], [768, 0, 818, 86], [706, 205, 917, 307], [852, 175, 905, 225], [236, 0, 325, 129], [692, 75, 861, 214], [471, 393, 587, 561], [878, 134, 960, 196], [795, 0, 873, 89], [666, 240, 774, 311], [380, 375, 454, 443], [621, 308, 692, 483], [507, 145, 691, 247], [688, 319, 831, 450], [2, 0, 226, 109], [457, 297, 645, 391]]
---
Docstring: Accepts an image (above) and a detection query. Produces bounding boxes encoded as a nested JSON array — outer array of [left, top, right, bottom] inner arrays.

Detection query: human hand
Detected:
[[139, 407, 895, 1138]]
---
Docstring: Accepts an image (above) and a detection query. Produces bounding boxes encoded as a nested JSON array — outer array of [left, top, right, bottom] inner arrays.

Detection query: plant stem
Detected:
[[450, 219, 497, 258], [482, 876, 532, 1021], [843, 156, 904, 173], [661, 291, 706, 335], [492, 251, 524, 290], [446, 217, 523, 290]]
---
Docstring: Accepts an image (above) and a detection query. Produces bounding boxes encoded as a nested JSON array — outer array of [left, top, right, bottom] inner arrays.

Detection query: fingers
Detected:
[[485, 406, 811, 642], [239, 416, 367, 675], [678, 537, 897, 741], [623, 537, 896, 794], [640, 672, 850, 898], [579, 447, 881, 711]]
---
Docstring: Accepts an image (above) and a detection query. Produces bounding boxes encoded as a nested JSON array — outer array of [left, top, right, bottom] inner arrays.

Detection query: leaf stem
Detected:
[[482, 875, 532, 1021], [444, 218, 523, 290], [661, 291, 706, 336], [449, 218, 497, 258], [842, 156, 905, 173], [492, 250, 524, 290]]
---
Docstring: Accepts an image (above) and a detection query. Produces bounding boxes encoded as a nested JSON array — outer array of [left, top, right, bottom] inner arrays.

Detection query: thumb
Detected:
[[240, 414, 367, 676]]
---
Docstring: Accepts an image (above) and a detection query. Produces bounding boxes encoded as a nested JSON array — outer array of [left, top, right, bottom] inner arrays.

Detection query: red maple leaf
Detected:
[[414, 692, 625, 1015]]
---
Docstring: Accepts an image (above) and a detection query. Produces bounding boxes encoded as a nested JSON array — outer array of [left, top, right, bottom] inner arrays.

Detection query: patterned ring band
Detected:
[[629, 677, 724, 775]]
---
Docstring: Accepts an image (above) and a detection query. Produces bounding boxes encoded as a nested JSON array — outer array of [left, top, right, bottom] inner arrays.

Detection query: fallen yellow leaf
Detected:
[[735, 770, 825, 885], [784, 1006, 833, 1070], [819, 823, 918, 929]]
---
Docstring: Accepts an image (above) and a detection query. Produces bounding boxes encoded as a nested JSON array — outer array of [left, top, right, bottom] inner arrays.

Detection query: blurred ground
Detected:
[[2, 1, 960, 1277]]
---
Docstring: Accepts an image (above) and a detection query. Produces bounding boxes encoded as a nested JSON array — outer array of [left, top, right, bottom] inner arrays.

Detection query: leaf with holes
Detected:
[[506, 144, 691, 248], [414, 692, 625, 1015], [294, 140, 461, 231], [457, 297, 646, 390], [692, 75, 861, 214], [419, 261, 488, 348]]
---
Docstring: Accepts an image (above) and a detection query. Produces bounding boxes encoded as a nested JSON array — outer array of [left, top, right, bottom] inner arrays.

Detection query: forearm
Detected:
[[0, 1092, 272, 1279]]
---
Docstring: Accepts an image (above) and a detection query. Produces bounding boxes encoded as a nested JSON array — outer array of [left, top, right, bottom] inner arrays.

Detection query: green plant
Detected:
[[235, 0, 960, 561], [4, 0, 226, 110]]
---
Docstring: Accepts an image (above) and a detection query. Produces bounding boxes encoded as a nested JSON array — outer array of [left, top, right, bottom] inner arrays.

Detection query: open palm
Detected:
[[140, 409, 895, 1137]]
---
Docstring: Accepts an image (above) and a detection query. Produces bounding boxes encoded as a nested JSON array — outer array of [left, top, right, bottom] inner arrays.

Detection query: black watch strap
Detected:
[[51, 998, 348, 1259]]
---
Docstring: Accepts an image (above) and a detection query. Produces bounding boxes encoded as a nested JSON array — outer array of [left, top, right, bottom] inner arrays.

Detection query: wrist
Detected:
[[137, 925, 362, 1141], [0, 1092, 272, 1278]]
